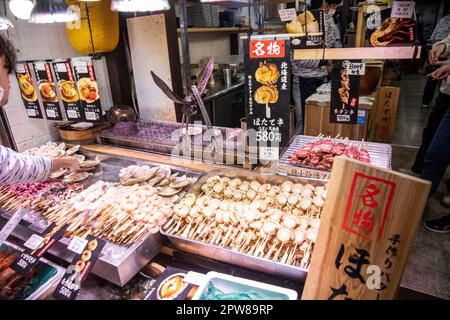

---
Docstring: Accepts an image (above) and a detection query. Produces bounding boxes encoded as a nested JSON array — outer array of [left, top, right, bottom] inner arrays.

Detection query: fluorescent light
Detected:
[[29, 0, 79, 24], [0, 15, 13, 30], [9, 0, 34, 20], [111, 0, 170, 12]]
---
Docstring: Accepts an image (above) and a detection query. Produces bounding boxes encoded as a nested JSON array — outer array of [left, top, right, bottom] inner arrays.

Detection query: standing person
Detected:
[[400, 32, 450, 177], [0, 34, 79, 185], [421, 12, 450, 108], [292, 0, 336, 134], [418, 35, 450, 233]]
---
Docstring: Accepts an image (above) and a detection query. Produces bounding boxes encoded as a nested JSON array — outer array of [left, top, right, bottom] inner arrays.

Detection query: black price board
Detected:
[[11, 224, 67, 275], [72, 58, 103, 123], [53, 236, 106, 300], [33, 62, 63, 121], [143, 267, 193, 300], [288, 9, 325, 49], [244, 38, 291, 162], [330, 60, 361, 124], [366, 6, 416, 47], [52, 60, 83, 121], [15, 63, 43, 119]]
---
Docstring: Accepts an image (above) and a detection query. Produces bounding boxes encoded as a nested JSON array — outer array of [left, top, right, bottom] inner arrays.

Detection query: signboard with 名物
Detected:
[[244, 38, 291, 162], [302, 158, 430, 300]]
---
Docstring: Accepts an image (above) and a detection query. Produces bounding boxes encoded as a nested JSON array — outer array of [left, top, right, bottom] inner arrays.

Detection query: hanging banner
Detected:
[[33, 62, 63, 121], [330, 60, 361, 124], [52, 60, 84, 121], [366, 7, 416, 47], [245, 38, 291, 162], [15, 63, 43, 119], [72, 57, 103, 123], [286, 9, 325, 49]]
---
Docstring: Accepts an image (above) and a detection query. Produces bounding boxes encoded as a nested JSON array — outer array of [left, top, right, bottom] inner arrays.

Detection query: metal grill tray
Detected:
[[161, 167, 328, 283], [100, 120, 243, 163], [0, 152, 201, 287], [277, 135, 392, 180]]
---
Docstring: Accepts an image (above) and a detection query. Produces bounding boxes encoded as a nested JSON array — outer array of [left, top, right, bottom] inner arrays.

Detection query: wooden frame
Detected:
[[293, 46, 421, 60]]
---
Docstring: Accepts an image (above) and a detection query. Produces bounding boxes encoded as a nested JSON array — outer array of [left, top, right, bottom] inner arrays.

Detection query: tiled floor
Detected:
[[390, 73, 450, 300]]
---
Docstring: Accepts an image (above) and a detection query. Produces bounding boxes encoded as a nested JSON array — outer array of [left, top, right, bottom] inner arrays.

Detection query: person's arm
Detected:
[[429, 33, 450, 64], [0, 146, 79, 185]]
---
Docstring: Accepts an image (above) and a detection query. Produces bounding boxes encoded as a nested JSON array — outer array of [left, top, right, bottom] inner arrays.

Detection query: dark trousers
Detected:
[[412, 93, 450, 174], [422, 78, 439, 105], [422, 103, 450, 196], [298, 77, 324, 123]]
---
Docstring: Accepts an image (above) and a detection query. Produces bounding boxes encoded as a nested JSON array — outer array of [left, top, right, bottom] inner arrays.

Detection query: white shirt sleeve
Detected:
[[0, 145, 52, 185]]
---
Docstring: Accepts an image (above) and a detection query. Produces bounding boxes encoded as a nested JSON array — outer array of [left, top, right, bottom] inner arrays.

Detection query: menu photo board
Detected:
[[15, 63, 43, 119], [72, 57, 103, 123], [366, 6, 416, 47], [33, 62, 63, 120], [244, 38, 291, 162], [52, 60, 83, 121], [287, 9, 325, 49], [330, 60, 361, 124]]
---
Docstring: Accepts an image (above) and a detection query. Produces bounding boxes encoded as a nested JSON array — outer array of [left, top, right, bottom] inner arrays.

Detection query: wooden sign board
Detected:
[[302, 157, 430, 300], [372, 86, 400, 143]]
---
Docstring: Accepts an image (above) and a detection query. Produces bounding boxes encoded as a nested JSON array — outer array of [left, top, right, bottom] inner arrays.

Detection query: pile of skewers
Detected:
[[289, 134, 371, 170], [163, 175, 327, 269]]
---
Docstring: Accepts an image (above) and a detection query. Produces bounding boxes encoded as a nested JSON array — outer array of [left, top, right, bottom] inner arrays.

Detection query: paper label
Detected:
[[278, 8, 297, 22]]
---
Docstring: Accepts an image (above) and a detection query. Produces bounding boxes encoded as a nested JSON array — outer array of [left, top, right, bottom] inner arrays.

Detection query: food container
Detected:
[[192, 271, 298, 300], [58, 123, 111, 145], [161, 167, 327, 282], [0, 242, 65, 300]]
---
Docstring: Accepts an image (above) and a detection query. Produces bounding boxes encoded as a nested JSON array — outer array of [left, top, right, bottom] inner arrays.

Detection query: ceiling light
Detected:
[[111, 0, 170, 12], [29, 0, 79, 24], [9, 0, 34, 20]]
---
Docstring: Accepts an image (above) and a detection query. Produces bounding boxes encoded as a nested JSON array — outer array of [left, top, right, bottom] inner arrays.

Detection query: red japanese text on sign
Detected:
[[65, 62, 74, 81], [45, 63, 53, 83], [249, 40, 285, 59], [88, 64, 95, 81], [343, 172, 396, 241]]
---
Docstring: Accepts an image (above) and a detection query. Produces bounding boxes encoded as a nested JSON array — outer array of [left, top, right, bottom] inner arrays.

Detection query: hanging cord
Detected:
[[85, 3, 97, 57]]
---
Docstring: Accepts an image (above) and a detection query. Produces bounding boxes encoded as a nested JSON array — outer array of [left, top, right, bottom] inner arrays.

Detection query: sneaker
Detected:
[[421, 104, 429, 109], [423, 214, 450, 233], [398, 168, 421, 177], [441, 196, 450, 208]]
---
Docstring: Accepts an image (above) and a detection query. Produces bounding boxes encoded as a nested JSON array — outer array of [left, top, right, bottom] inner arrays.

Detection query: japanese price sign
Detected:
[[15, 63, 43, 119], [0, 208, 26, 245], [11, 224, 68, 275], [33, 62, 63, 120], [278, 8, 297, 22], [53, 236, 106, 300], [302, 158, 430, 300], [289, 9, 325, 49], [330, 60, 361, 124], [72, 57, 103, 123], [244, 38, 291, 162], [391, 1, 415, 19], [52, 60, 83, 121]]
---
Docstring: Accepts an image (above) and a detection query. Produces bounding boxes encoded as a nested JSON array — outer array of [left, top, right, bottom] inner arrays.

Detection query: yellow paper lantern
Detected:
[[66, 0, 119, 54]]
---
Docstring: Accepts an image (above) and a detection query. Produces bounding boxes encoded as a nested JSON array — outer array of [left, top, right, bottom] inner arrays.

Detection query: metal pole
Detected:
[[178, 0, 192, 98]]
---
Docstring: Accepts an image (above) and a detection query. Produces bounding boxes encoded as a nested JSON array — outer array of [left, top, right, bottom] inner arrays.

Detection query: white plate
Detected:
[[71, 122, 94, 129]]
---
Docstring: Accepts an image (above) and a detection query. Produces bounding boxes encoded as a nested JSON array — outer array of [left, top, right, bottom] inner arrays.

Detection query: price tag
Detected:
[[27, 109, 37, 117], [278, 8, 297, 22], [24, 234, 45, 250], [347, 62, 366, 76], [67, 110, 78, 119], [259, 147, 279, 161], [357, 110, 367, 125], [67, 236, 88, 254], [46, 109, 56, 118], [84, 111, 97, 121], [0, 208, 27, 245], [391, 1, 415, 19]]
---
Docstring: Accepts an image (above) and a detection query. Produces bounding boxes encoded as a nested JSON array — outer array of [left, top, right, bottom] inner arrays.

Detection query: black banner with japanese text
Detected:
[[15, 63, 43, 119], [33, 62, 63, 121]]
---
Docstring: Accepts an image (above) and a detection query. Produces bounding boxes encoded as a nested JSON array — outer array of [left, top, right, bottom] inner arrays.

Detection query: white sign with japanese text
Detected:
[[391, 1, 415, 19]]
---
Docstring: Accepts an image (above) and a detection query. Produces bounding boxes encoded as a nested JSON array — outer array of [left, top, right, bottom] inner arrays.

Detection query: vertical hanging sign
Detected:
[[244, 38, 291, 162], [72, 57, 103, 123], [52, 60, 83, 121], [330, 60, 362, 124], [33, 62, 63, 120], [15, 63, 43, 119]]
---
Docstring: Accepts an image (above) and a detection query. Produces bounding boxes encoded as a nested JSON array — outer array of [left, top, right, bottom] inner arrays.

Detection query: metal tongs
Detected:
[[151, 58, 218, 156]]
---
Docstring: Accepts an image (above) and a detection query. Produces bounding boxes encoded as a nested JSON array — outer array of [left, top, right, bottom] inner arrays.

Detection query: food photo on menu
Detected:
[[0, 0, 447, 310]]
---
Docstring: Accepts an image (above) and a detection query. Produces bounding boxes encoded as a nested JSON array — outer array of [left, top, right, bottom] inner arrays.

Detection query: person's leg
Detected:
[[411, 93, 450, 174], [421, 78, 438, 107], [421, 107, 450, 196]]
